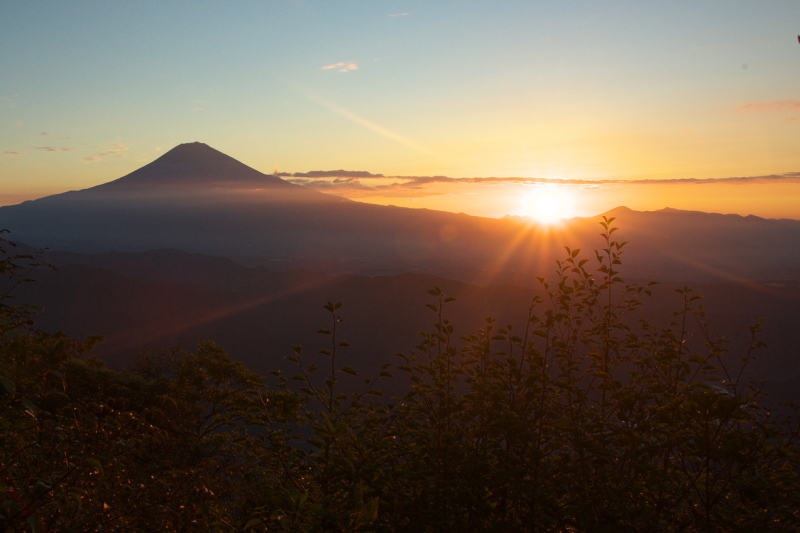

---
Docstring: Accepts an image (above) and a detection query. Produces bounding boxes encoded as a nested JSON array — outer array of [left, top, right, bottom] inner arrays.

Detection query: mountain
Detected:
[[90, 142, 299, 191], [2, 143, 800, 283], [18, 247, 800, 403]]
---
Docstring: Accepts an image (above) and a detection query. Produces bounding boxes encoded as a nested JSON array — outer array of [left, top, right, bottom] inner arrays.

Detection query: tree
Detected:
[[2, 221, 799, 531]]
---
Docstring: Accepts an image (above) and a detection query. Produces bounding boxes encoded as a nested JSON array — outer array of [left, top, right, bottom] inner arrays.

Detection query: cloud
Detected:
[[13, 121, 23, 126], [301, 89, 439, 157], [322, 61, 359, 73], [40, 131, 52, 135], [35, 146, 71, 152], [0, 96, 14, 108], [289, 177, 376, 191], [287, 171, 800, 196], [737, 100, 800, 112], [84, 142, 129, 162], [292, 170, 384, 178], [2, 150, 22, 158], [389, 12, 410, 17]]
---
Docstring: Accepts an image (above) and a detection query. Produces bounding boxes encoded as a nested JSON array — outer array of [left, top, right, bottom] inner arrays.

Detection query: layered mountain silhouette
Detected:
[[2, 142, 800, 283], [17, 247, 800, 403]]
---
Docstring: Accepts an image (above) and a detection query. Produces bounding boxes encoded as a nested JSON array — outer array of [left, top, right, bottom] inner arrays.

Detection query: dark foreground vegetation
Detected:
[[2, 221, 800, 532]]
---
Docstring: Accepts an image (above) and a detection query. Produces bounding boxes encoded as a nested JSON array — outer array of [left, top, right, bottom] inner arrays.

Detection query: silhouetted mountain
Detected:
[[2, 143, 800, 283], [93, 142, 300, 191], [18, 248, 800, 403]]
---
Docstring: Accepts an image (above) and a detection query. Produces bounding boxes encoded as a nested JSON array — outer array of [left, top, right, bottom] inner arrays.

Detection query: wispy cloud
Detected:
[[389, 12, 410, 17], [84, 142, 129, 162], [301, 89, 439, 157], [287, 171, 800, 195], [35, 146, 71, 152], [737, 100, 800, 112], [0, 96, 14, 108], [13, 121, 23, 126], [2, 150, 22, 158], [40, 131, 52, 135], [322, 61, 359, 73]]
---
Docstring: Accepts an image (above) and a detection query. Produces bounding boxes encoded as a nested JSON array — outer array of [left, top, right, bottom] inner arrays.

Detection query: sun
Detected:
[[517, 185, 576, 224]]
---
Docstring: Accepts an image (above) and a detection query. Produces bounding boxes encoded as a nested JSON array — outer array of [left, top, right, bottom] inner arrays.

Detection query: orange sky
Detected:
[[2, 2, 799, 220], [283, 174, 800, 220]]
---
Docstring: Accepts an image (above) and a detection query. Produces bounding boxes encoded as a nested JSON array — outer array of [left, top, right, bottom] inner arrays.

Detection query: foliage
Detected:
[[0, 230, 52, 334], [1, 221, 799, 531]]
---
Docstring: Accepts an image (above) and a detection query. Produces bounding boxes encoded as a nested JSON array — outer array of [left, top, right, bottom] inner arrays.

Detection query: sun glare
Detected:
[[517, 186, 576, 224]]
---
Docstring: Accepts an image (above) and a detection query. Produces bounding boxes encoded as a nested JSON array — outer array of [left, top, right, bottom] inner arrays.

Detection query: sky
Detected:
[[2, 1, 800, 219]]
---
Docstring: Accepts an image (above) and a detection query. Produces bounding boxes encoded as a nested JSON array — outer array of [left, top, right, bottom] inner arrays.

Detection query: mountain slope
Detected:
[[2, 143, 800, 283], [18, 248, 800, 403], [92, 142, 297, 191]]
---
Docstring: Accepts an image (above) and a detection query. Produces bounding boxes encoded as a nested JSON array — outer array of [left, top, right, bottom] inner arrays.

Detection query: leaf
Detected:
[[341, 366, 359, 376], [243, 518, 266, 530], [0, 377, 15, 396], [21, 397, 36, 415], [27, 515, 40, 533], [355, 497, 380, 528], [85, 457, 104, 476]]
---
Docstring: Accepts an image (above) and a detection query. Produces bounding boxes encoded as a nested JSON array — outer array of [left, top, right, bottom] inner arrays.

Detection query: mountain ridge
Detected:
[[90, 142, 297, 191], [2, 142, 800, 283]]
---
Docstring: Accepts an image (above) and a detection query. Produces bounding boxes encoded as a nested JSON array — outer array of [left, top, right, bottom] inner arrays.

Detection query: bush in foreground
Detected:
[[2, 220, 799, 531]]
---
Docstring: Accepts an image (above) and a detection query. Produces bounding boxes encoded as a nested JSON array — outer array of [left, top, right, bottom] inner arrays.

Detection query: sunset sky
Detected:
[[2, 1, 799, 219]]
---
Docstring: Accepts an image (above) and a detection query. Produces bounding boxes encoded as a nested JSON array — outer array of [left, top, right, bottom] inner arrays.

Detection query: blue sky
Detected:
[[2, 1, 799, 217]]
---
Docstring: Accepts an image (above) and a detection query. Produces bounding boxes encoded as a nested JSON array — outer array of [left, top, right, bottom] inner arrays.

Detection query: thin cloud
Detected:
[[2, 151, 22, 157], [322, 61, 359, 73], [737, 100, 800, 112], [389, 12, 410, 17], [287, 171, 800, 195], [40, 131, 53, 135], [84, 142, 129, 162], [292, 170, 383, 178], [289, 177, 375, 191], [301, 89, 439, 158], [0, 96, 14, 108], [35, 146, 70, 152]]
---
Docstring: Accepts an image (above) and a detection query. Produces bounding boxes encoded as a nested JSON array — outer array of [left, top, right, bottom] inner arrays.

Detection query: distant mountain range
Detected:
[[3, 142, 800, 283], [16, 247, 800, 403], [5, 142, 800, 402]]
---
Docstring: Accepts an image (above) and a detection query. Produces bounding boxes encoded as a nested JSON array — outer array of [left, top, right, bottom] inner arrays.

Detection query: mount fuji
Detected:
[[3, 142, 800, 283]]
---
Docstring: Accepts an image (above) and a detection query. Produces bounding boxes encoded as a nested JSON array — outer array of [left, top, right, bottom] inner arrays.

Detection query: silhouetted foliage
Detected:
[[2, 221, 799, 531]]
